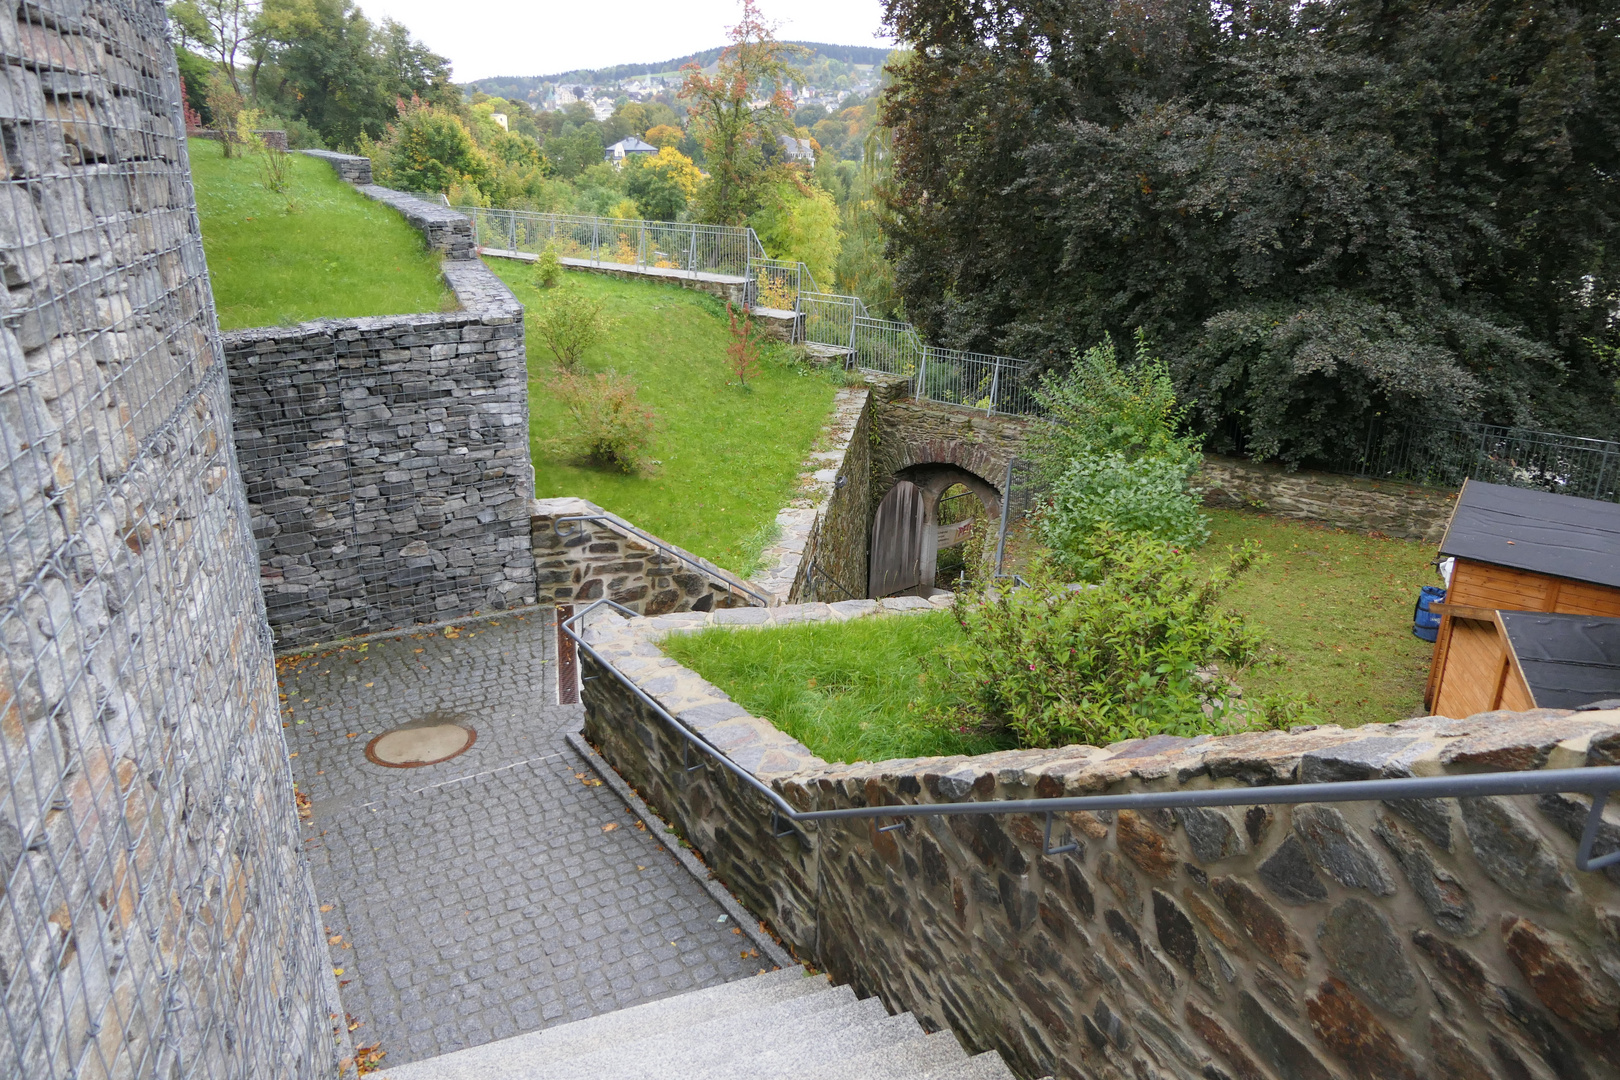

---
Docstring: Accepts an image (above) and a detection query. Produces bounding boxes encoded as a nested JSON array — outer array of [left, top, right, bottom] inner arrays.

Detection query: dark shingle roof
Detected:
[[1439, 480, 1620, 589], [1499, 610, 1620, 709]]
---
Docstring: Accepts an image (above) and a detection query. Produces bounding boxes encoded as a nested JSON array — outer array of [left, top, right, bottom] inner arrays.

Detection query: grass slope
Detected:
[[661, 613, 1006, 764], [1196, 508, 1436, 725], [486, 260, 839, 572], [189, 138, 448, 329]]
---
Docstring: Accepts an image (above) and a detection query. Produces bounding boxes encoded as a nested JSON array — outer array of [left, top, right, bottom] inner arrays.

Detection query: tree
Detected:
[[174, 0, 258, 95], [880, 0, 1620, 460], [644, 124, 683, 149], [382, 102, 488, 193], [679, 0, 802, 224], [624, 146, 702, 220], [749, 178, 841, 285]]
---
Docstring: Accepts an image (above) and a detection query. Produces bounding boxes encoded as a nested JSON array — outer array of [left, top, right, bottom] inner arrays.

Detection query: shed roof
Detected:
[[1499, 610, 1620, 709], [1439, 480, 1620, 589]]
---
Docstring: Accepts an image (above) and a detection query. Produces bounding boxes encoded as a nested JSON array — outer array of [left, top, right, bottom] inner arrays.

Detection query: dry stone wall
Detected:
[[531, 496, 759, 614], [0, 1, 325, 1075], [581, 602, 1620, 1080], [1197, 455, 1456, 542]]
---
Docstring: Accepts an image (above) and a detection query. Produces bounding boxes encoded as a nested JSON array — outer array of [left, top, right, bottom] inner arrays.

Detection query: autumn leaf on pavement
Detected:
[[602, 823, 619, 832]]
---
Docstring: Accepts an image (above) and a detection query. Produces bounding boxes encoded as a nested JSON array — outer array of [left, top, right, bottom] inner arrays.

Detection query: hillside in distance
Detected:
[[466, 42, 891, 101]]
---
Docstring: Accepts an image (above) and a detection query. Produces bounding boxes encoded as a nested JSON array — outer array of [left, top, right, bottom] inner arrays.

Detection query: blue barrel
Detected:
[[1412, 585, 1445, 642]]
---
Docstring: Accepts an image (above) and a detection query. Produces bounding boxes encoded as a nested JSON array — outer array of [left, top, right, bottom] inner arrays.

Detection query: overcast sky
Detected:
[[350, 0, 896, 84]]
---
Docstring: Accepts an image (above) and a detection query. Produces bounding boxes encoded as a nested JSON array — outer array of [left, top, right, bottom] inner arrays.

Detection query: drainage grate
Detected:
[[364, 714, 478, 769]]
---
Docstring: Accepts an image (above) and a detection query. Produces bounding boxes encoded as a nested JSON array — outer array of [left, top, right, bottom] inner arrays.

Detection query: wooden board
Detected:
[[1434, 616, 1510, 719]]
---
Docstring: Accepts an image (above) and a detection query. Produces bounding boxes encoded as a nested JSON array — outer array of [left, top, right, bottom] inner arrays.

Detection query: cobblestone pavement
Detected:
[[279, 612, 763, 1067]]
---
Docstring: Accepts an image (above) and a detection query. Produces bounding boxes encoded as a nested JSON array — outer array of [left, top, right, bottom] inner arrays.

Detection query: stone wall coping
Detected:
[[750, 385, 869, 601], [1201, 452, 1456, 497], [358, 184, 476, 229], [584, 593, 1620, 801]]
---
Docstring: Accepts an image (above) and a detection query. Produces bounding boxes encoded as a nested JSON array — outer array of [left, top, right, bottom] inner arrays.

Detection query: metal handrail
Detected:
[[562, 598, 1620, 871], [552, 515, 775, 608]]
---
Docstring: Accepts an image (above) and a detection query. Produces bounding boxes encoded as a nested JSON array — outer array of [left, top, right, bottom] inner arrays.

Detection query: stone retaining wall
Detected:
[[581, 601, 1620, 1080], [1198, 455, 1457, 542], [752, 385, 871, 603], [189, 126, 290, 150], [302, 147, 372, 185], [359, 183, 476, 260], [0, 0, 326, 1074], [531, 496, 759, 613], [225, 203, 534, 647]]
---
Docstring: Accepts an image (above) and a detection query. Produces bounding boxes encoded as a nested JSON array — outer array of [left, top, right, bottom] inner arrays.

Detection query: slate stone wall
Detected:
[[531, 496, 759, 614], [1198, 455, 1457, 542], [581, 601, 1620, 1080], [225, 256, 535, 647], [0, 0, 326, 1075], [301, 147, 371, 185]]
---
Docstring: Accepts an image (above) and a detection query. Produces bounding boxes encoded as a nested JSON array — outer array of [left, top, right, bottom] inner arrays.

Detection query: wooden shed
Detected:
[[1425, 480, 1620, 717]]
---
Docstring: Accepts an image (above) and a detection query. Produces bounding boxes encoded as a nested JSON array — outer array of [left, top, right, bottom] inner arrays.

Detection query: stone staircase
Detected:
[[374, 966, 1018, 1080]]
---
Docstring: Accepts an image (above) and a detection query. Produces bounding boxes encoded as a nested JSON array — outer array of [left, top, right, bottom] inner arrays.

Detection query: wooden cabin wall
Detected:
[[1425, 558, 1617, 716], [1446, 560, 1620, 616]]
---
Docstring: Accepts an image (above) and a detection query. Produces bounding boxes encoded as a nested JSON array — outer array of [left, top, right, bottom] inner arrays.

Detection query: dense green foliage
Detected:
[[943, 534, 1275, 748], [661, 613, 1007, 763], [188, 138, 448, 328], [1028, 335, 1209, 574], [489, 261, 839, 571], [882, 0, 1620, 460]]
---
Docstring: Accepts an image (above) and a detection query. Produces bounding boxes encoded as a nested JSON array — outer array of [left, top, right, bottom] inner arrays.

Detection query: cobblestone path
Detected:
[[279, 611, 761, 1068]]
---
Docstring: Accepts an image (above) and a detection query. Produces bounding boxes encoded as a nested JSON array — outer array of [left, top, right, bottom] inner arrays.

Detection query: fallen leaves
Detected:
[[295, 790, 313, 822], [320, 904, 333, 913], [601, 823, 619, 833], [355, 1042, 386, 1075], [574, 771, 603, 788]]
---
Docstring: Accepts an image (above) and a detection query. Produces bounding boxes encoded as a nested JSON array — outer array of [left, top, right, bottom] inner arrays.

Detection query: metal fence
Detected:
[[0, 1, 326, 1076], [1323, 416, 1620, 502], [458, 205, 1040, 418], [464, 206, 763, 280]]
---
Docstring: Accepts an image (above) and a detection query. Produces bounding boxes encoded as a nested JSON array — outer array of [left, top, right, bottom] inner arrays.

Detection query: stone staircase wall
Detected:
[[579, 602, 1620, 1080]]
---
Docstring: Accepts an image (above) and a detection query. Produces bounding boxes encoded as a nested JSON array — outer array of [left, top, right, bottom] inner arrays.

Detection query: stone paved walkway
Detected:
[[279, 611, 762, 1068]]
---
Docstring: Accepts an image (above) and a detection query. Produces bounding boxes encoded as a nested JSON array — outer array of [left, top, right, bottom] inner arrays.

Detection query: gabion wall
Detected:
[[0, 0, 324, 1077]]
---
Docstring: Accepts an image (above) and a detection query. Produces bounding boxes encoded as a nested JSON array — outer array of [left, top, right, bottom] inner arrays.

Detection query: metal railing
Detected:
[[551, 515, 774, 608], [465, 206, 763, 280], [459, 204, 1038, 417], [563, 598, 1620, 868], [1324, 416, 1620, 503]]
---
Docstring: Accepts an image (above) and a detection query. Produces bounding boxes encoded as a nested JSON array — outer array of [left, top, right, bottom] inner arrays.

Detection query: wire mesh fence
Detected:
[[1321, 416, 1620, 502], [0, 1, 326, 1077]]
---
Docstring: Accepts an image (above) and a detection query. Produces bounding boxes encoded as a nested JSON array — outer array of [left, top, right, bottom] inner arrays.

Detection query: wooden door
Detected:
[[869, 481, 926, 598]]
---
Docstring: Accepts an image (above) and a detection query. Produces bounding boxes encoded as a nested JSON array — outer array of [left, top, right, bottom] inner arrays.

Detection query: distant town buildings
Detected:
[[778, 135, 815, 164]]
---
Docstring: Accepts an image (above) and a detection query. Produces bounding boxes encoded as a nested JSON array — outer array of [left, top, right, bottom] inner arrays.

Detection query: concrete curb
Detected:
[[564, 730, 797, 972]]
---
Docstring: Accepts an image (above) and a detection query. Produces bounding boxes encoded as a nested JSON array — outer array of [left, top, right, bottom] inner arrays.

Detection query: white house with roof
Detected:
[[605, 136, 659, 165]]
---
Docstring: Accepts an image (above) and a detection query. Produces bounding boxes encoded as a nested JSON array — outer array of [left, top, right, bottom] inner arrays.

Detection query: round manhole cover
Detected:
[[365, 715, 477, 769]]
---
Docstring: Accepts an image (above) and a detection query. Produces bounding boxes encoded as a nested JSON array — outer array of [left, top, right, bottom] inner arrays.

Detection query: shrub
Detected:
[[533, 286, 614, 371], [934, 532, 1272, 749], [534, 244, 562, 289], [1039, 452, 1208, 579], [726, 302, 761, 387], [1028, 331, 1203, 485], [549, 371, 658, 473]]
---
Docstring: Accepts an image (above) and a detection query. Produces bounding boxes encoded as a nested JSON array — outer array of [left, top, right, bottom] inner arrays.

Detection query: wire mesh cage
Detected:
[[0, 1, 326, 1076]]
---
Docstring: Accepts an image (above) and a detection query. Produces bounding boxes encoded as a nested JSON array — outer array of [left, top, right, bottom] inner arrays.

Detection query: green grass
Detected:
[[188, 138, 449, 329], [1195, 508, 1437, 726], [660, 612, 1009, 764], [486, 259, 839, 572]]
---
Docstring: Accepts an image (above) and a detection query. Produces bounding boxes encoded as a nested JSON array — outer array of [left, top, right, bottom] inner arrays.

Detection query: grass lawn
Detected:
[[1195, 509, 1437, 726], [660, 613, 1008, 764], [189, 138, 449, 329], [486, 259, 840, 573]]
